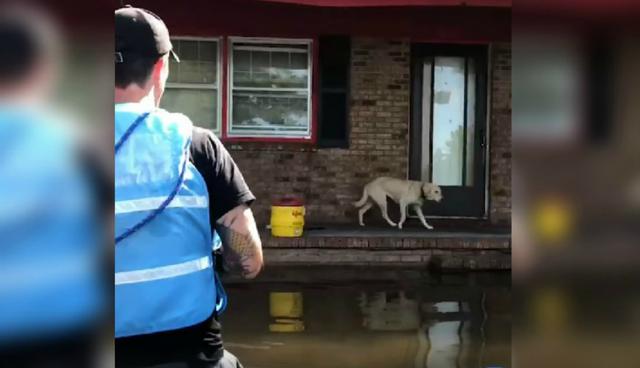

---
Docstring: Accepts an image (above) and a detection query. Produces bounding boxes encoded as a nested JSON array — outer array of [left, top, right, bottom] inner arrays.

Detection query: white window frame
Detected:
[[166, 36, 222, 135], [227, 37, 313, 139]]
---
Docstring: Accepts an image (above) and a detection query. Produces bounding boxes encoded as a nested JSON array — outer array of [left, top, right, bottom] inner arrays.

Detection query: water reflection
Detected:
[[269, 292, 305, 333], [221, 267, 510, 368], [360, 291, 420, 331]]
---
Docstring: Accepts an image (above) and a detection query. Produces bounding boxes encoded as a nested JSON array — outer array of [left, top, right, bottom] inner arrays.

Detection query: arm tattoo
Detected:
[[215, 223, 258, 275]]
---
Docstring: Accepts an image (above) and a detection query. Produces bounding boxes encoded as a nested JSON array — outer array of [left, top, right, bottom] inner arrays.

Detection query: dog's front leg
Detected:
[[398, 200, 408, 229], [377, 201, 397, 227], [412, 204, 434, 230]]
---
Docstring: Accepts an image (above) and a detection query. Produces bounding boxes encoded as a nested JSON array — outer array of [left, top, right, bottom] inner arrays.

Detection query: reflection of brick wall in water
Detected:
[[228, 39, 512, 226]]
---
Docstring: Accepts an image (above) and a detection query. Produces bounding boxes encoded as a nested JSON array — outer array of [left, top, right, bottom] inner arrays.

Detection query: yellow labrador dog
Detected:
[[354, 177, 443, 229]]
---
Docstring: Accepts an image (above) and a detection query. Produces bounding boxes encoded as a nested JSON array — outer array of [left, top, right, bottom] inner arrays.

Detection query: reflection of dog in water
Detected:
[[358, 291, 420, 331]]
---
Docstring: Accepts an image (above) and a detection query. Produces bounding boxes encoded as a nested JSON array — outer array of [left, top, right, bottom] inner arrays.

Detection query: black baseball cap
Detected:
[[115, 6, 179, 64]]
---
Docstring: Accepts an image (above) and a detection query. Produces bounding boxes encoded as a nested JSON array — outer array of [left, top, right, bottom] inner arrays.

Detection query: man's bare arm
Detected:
[[215, 204, 263, 279]]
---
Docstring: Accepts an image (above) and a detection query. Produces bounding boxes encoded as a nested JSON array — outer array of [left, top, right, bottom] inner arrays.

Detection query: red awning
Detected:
[[257, 0, 511, 7], [138, 0, 511, 43]]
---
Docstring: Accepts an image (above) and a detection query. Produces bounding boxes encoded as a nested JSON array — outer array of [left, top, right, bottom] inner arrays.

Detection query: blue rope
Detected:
[[214, 272, 228, 314], [115, 112, 150, 154], [115, 111, 191, 245], [115, 137, 191, 245], [116, 138, 191, 244]]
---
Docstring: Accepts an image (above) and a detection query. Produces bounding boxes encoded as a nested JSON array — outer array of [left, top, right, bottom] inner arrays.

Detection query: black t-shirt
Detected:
[[189, 127, 255, 227], [115, 127, 255, 367]]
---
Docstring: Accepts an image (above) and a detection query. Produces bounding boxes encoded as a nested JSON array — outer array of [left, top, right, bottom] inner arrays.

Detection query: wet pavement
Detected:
[[220, 267, 511, 368]]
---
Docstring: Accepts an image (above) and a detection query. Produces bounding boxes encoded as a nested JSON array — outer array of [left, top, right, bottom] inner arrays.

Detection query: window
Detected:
[[162, 38, 221, 134], [228, 37, 313, 138]]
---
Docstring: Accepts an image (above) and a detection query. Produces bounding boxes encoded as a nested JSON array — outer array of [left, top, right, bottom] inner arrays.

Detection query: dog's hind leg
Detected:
[[358, 201, 373, 226], [412, 204, 434, 230], [353, 186, 370, 207]]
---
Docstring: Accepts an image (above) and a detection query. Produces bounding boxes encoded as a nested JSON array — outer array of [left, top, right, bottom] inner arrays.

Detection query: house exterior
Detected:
[[133, 0, 512, 267]]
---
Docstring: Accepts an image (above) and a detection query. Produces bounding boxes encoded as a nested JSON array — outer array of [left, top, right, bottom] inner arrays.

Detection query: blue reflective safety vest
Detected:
[[0, 107, 103, 342], [115, 103, 225, 338]]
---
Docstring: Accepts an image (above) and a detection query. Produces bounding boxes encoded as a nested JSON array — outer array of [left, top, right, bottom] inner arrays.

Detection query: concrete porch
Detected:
[[261, 225, 511, 270]]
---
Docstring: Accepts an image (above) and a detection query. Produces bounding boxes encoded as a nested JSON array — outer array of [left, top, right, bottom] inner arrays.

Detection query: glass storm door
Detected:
[[410, 45, 488, 217]]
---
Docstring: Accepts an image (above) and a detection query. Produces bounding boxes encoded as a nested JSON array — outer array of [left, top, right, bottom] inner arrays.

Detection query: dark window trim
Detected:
[[317, 35, 351, 149]]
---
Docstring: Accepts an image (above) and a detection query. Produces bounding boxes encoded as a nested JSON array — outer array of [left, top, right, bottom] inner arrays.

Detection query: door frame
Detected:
[[408, 43, 490, 219]]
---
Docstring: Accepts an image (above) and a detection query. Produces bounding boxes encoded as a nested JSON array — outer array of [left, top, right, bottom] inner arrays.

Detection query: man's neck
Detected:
[[114, 84, 156, 107]]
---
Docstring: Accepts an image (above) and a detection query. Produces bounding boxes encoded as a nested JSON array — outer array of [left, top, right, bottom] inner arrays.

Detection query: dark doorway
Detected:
[[410, 44, 488, 217]]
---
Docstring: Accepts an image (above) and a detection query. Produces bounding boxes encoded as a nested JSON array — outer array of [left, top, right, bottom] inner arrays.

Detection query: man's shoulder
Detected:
[[191, 126, 222, 149], [189, 126, 227, 170], [153, 108, 193, 128], [191, 125, 214, 139]]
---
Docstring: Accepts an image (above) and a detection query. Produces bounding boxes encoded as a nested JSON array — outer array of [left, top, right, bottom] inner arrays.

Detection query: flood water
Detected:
[[221, 267, 511, 368]]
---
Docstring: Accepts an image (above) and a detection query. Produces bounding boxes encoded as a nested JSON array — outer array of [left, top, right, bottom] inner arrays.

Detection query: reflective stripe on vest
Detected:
[[115, 195, 208, 214], [115, 256, 211, 285]]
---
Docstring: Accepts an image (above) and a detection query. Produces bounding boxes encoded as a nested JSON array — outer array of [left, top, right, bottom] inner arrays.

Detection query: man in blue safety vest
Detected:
[[114, 6, 263, 367]]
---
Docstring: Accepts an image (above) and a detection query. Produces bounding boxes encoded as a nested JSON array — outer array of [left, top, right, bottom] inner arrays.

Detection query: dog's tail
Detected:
[[353, 187, 369, 207]]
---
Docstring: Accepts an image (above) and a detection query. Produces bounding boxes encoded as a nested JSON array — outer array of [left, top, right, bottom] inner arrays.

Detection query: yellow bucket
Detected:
[[270, 198, 305, 238], [269, 292, 304, 333], [269, 319, 305, 332], [270, 292, 303, 318]]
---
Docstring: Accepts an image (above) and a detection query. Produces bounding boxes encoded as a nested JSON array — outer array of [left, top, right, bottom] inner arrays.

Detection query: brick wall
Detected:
[[228, 39, 511, 227], [488, 43, 512, 225]]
